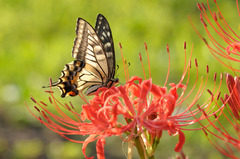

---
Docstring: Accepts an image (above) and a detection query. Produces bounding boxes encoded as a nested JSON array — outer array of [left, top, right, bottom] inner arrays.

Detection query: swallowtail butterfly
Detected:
[[51, 14, 118, 97]]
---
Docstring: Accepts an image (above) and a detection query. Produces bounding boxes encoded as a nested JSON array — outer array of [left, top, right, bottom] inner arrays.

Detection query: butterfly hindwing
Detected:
[[52, 14, 117, 97], [54, 60, 84, 97]]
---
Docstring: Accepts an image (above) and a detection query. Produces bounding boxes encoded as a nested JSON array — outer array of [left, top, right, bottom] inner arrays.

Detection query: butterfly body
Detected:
[[52, 14, 118, 97]]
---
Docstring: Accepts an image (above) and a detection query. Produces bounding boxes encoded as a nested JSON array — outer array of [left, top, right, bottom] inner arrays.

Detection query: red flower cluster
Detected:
[[196, 73, 240, 159], [27, 43, 222, 159], [193, 0, 240, 158], [192, 0, 240, 72]]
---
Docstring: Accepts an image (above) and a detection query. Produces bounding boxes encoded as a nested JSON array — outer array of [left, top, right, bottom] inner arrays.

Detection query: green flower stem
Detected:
[[127, 140, 133, 159], [134, 136, 155, 159], [135, 136, 147, 159]]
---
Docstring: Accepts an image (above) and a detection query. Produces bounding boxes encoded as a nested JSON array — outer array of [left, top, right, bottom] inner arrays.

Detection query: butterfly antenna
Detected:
[[115, 65, 120, 74], [42, 85, 50, 88], [116, 81, 124, 86], [42, 79, 58, 88], [116, 62, 131, 79]]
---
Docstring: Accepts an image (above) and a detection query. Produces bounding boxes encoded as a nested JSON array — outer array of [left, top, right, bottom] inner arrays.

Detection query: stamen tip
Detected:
[[213, 113, 217, 119], [218, 12, 223, 20], [214, 73, 217, 81], [203, 129, 208, 136], [40, 101, 47, 106], [49, 78, 53, 86], [34, 106, 40, 112], [197, 3, 202, 10], [49, 97, 52, 104], [139, 53, 142, 61], [31, 97, 37, 103], [207, 89, 213, 96], [144, 42, 147, 50], [201, 3, 206, 11], [119, 42, 122, 49], [217, 92, 221, 100], [195, 59, 198, 67], [166, 44, 169, 53], [202, 38, 208, 45], [45, 90, 54, 94], [220, 73, 223, 80], [39, 117, 43, 124], [124, 58, 127, 63], [213, 12, 218, 21]]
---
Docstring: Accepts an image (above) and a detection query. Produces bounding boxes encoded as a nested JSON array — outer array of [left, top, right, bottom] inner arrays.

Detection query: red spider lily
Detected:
[[191, 0, 240, 72], [223, 73, 240, 158], [196, 73, 240, 158], [189, 0, 240, 157], [27, 42, 222, 159]]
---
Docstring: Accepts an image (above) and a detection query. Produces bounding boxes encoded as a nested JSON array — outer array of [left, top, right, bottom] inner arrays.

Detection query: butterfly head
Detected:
[[107, 78, 119, 88]]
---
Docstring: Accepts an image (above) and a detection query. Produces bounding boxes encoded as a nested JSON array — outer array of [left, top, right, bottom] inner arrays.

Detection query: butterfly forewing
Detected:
[[52, 14, 117, 97], [95, 14, 115, 79]]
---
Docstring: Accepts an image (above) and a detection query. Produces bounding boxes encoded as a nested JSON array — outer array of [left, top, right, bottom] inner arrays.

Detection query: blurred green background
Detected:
[[0, 0, 237, 158]]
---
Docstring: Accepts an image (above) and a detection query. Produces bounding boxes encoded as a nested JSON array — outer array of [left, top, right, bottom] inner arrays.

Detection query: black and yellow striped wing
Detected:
[[95, 14, 115, 79], [52, 14, 118, 97]]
